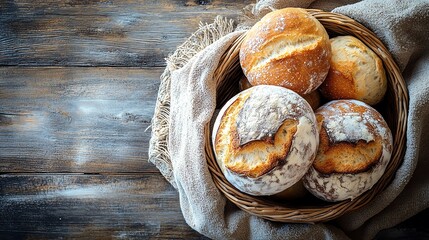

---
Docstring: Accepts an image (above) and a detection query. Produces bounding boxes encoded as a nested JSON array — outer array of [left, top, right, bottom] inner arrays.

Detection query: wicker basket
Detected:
[[205, 9, 409, 223]]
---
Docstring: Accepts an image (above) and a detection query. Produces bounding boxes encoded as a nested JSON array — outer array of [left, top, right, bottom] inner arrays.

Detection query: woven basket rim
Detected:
[[205, 9, 409, 223]]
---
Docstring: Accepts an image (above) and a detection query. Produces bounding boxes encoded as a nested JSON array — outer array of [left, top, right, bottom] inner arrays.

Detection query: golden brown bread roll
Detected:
[[212, 85, 319, 196], [239, 8, 331, 95], [303, 100, 393, 202], [319, 36, 387, 105]]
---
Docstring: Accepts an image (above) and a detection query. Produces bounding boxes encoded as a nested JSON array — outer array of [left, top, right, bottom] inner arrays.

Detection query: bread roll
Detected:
[[239, 8, 331, 95], [303, 100, 393, 202], [212, 85, 319, 196], [319, 36, 387, 105]]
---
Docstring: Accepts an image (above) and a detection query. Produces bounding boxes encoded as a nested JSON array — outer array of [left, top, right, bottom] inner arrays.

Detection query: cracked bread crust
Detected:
[[212, 85, 318, 196], [239, 8, 331, 95], [314, 124, 383, 174], [303, 100, 393, 201]]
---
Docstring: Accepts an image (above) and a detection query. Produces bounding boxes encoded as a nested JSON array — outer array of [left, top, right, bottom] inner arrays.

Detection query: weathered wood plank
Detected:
[[0, 174, 207, 239], [0, 0, 252, 67], [0, 67, 161, 173]]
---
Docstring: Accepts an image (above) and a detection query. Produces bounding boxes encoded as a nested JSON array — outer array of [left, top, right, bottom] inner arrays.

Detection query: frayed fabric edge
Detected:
[[148, 16, 235, 188]]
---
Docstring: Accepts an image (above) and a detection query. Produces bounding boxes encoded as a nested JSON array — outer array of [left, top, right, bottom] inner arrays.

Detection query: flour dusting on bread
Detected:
[[303, 100, 393, 201], [239, 8, 331, 95], [212, 85, 319, 196]]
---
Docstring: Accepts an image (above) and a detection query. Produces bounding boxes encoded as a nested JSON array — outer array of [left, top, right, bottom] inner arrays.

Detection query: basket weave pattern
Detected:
[[205, 9, 409, 223]]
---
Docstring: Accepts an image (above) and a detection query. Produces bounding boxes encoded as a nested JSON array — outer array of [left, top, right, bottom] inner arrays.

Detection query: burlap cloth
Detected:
[[149, 0, 429, 239]]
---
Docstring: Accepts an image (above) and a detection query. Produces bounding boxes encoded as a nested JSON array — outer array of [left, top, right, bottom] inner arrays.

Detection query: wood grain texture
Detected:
[[0, 174, 208, 239], [0, 0, 252, 67], [0, 1, 251, 237], [0, 67, 160, 173]]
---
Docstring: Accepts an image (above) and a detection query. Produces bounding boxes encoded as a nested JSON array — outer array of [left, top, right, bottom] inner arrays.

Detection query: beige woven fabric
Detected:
[[149, 0, 429, 239], [149, 17, 235, 188]]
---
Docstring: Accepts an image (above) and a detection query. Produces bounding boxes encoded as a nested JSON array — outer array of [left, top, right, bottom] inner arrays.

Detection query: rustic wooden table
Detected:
[[0, 1, 253, 238], [1, 1, 428, 239]]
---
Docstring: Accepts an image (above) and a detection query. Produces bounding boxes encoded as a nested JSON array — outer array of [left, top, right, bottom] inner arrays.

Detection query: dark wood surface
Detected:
[[0, 1, 253, 238], [1, 1, 428, 239]]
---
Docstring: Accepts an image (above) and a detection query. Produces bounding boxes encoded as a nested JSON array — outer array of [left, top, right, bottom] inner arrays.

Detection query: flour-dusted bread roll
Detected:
[[319, 36, 387, 105], [303, 100, 393, 202], [212, 85, 319, 196], [239, 8, 331, 95]]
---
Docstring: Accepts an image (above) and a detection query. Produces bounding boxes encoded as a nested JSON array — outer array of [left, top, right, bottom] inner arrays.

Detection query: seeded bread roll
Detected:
[[303, 100, 393, 202], [319, 36, 387, 105], [239, 8, 331, 95], [212, 85, 319, 196]]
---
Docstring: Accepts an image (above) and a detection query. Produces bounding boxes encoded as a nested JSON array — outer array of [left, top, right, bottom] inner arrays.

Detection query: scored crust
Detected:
[[226, 119, 298, 177], [239, 8, 331, 95], [313, 115, 383, 174], [212, 85, 318, 196], [303, 100, 393, 201]]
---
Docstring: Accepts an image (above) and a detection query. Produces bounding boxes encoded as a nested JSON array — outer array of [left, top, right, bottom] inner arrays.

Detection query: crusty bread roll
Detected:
[[319, 36, 387, 105], [239, 75, 321, 110], [212, 85, 319, 196], [239, 8, 331, 95], [303, 100, 393, 202]]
